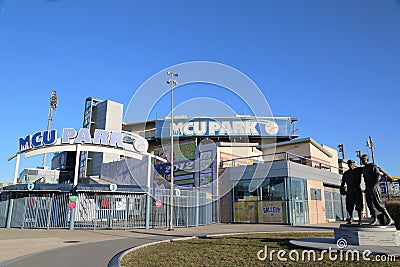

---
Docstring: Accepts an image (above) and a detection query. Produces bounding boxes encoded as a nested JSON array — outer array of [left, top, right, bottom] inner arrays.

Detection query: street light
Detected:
[[356, 150, 362, 165], [167, 71, 178, 231], [43, 90, 58, 167], [338, 144, 345, 160], [366, 136, 375, 163]]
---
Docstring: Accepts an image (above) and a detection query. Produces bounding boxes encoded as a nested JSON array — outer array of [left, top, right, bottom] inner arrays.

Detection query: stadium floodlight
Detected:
[[42, 90, 58, 167]]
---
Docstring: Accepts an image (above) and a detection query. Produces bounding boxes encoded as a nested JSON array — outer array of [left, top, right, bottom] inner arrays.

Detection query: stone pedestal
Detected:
[[334, 224, 400, 246]]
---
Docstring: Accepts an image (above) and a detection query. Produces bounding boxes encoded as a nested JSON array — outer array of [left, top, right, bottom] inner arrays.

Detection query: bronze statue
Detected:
[[361, 154, 394, 226], [340, 160, 363, 225]]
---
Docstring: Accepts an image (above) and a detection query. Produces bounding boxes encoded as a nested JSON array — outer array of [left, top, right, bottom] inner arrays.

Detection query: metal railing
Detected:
[[220, 151, 342, 173]]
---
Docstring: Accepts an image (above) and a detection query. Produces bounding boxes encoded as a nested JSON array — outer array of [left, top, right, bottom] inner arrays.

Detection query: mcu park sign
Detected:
[[9, 128, 150, 185], [18, 128, 148, 153], [155, 117, 295, 138]]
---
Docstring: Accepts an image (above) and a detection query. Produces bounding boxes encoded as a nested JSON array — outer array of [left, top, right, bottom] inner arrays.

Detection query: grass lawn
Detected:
[[121, 232, 398, 267]]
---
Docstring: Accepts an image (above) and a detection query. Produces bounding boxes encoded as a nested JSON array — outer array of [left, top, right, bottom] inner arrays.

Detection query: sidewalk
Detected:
[[0, 222, 340, 266]]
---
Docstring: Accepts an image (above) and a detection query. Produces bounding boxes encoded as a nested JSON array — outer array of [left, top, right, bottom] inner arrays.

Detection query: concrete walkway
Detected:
[[0, 223, 340, 267]]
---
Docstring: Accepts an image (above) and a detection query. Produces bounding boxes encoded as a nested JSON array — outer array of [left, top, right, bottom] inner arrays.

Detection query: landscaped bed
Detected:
[[121, 232, 398, 267]]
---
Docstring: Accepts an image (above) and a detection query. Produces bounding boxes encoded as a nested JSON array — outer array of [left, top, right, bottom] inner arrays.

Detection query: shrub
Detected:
[[386, 200, 400, 229]]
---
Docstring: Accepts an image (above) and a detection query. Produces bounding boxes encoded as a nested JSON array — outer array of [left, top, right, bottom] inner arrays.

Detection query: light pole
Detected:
[[167, 71, 178, 231], [356, 150, 362, 165], [43, 90, 58, 167], [366, 136, 375, 164], [338, 144, 345, 160]]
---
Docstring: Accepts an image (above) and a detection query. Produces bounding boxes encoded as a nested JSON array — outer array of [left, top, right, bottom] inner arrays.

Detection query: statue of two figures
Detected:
[[340, 154, 394, 226]]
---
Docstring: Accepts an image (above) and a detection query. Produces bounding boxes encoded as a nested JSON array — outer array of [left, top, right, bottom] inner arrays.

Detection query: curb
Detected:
[[108, 236, 197, 267]]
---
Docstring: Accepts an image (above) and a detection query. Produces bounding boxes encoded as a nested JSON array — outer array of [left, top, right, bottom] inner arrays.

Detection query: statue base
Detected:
[[334, 224, 400, 246]]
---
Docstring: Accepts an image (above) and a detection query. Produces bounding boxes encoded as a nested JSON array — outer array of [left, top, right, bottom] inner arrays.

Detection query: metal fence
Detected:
[[74, 192, 147, 229], [6, 192, 70, 229], [0, 188, 217, 230], [0, 193, 10, 228], [149, 189, 214, 228]]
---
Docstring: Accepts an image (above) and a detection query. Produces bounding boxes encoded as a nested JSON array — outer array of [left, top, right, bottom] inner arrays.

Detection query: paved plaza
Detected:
[[0, 223, 341, 267]]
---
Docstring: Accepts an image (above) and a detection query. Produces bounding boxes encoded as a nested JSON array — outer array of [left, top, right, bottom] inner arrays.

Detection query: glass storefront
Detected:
[[324, 189, 346, 221], [233, 177, 308, 224], [287, 177, 309, 224]]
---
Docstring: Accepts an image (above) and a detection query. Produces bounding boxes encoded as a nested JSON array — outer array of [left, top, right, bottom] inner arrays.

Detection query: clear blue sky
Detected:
[[1, 0, 400, 182]]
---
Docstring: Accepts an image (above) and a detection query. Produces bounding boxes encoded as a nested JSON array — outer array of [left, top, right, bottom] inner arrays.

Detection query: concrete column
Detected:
[[73, 144, 81, 186], [13, 154, 21, 184], [69, 144, 81, 231], [145, 155, 152, 229], [195, 188, 199, 227], [6, 196, 14, 228]]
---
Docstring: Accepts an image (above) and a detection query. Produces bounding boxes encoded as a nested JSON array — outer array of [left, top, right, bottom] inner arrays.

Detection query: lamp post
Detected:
[[366, 136, 375, 164], [338, 144, 345, 160], [355, 150, 361, 165], [167, 71, 178, 231], [43, 90, 58, 167]]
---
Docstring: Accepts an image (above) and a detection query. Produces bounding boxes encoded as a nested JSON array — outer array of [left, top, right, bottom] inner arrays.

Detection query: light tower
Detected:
[[42, 90, 58, 167]]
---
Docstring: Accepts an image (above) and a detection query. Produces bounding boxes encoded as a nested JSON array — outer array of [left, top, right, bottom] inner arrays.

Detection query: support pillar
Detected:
[[13, 154, 20, 184], [145, 155, 152, 229], [6, 196, 14, 228], [69, 144, 81, 231], [195, 188, 199, 227]]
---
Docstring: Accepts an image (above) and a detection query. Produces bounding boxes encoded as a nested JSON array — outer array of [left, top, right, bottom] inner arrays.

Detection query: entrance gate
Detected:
[[0, 184, 216, 229]]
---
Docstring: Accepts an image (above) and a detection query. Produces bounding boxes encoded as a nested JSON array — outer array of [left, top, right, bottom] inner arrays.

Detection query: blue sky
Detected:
[[1, 0, 399, 182]]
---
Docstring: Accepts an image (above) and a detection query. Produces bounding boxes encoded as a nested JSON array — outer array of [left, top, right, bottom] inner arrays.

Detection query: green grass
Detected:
[[121, 232, 398, 267]]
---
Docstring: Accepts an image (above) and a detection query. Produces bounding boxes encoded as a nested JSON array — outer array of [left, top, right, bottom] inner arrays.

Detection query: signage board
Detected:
[[69, 201, 76, 209], [154, 140, 196, 187], [153, 140, 196, 164], [258, 201, 286, 223], [175, 188, 181, 197], [18, 128, 148, 153], [109, 184, 118, 192], [27, 183, 34, 191], [154, 160, 195, 187], [156, 117, 294, 138]]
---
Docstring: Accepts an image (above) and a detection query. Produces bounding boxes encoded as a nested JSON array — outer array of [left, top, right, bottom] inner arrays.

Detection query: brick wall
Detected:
[[307, 180, 327, 224]]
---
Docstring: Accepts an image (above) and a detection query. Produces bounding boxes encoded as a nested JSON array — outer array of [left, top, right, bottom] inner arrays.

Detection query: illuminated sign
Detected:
[[156, 118, 294, 138], [18, 128, 148, 153]]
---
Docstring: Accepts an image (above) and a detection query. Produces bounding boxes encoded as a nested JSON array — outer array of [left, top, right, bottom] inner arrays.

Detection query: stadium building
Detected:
[[80, 98, 349, 225], [1, 97, 353, 229]]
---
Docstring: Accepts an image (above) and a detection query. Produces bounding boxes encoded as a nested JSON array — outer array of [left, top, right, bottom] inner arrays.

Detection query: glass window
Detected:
[[233, 180, 259, 201], [324, 191, 334, 220], [289, 178, 307, 201], [260, 177, 286, 201], [233, 177, 287, 201]]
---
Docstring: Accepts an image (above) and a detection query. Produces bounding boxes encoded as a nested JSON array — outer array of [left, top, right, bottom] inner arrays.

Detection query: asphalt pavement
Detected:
[[0, 223, 340, 267]]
